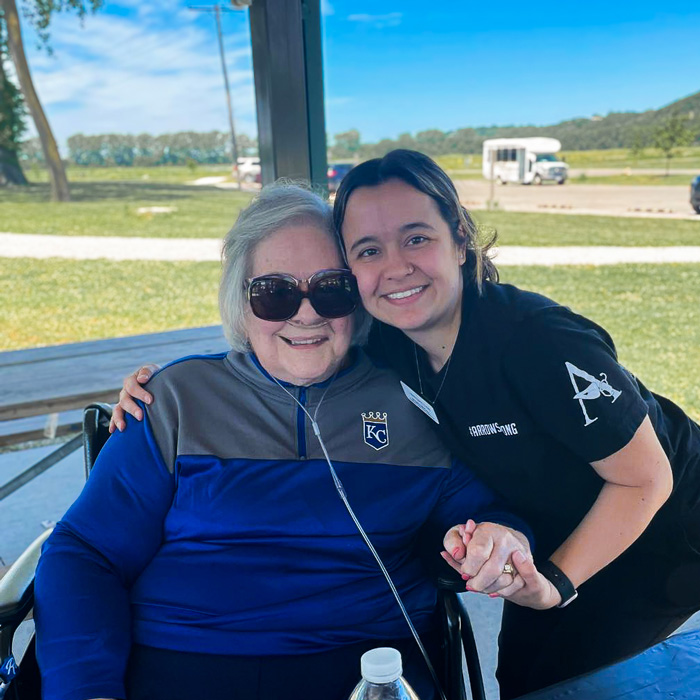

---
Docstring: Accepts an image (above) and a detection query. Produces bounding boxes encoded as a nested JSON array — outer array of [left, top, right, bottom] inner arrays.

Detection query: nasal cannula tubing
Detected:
[[271, 374, 448, 700]]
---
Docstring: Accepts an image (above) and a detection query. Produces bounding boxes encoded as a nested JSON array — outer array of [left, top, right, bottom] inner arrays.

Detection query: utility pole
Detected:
[[189, 3, 241, 188]]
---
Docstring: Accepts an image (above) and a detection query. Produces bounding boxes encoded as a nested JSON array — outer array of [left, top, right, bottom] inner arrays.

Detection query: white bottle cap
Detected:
[[360, 647, 403, 683]]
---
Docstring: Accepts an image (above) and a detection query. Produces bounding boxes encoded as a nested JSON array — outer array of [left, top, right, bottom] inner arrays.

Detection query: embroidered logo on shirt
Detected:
[[0, 655, 18, 681], [362, 412, 389, 450], [468, 422, 519, 438], [565, 361, 622, 427]]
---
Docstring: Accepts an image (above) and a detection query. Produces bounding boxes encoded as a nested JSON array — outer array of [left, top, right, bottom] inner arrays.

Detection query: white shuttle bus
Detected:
[[482, 137, 568, 185]]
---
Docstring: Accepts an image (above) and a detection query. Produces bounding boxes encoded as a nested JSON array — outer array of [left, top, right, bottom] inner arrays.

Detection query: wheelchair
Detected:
[[0, 404, 487, 700]]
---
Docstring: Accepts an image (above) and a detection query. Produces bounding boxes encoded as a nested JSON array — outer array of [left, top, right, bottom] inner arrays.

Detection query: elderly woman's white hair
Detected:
[[219, 181, 372, 352]]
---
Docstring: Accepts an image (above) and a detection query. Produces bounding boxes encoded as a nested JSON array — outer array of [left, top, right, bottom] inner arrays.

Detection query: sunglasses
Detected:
[[246, 269, 360, 322]]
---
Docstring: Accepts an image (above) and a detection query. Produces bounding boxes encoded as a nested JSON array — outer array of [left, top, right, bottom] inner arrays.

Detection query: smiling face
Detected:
[[245, 223, 354, 385], [340, 178, 465, 347]]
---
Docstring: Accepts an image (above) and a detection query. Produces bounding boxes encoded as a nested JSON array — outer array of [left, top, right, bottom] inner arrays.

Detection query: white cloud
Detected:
[[21, 4, 256, 152], [321, 0, 335, 16], [326, 96, 353, 106], [347, 12, 402, 28]]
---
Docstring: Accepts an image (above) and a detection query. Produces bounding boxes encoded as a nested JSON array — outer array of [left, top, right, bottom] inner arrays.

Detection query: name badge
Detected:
[[400, 381, 440, 424]]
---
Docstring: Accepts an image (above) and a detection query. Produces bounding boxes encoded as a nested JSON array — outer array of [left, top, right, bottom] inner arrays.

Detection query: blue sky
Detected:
[[20, 0, 700, 150]]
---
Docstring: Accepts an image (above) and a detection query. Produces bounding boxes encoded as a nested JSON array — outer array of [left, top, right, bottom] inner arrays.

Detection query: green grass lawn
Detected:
[[438, 147, 700, 174], [442, 171, 483, 180], [2, 178, 698, 245], [0, 181, 252, 238], [0, 258, 221, 349], [569, 174, 693, 186], [560, 147, 700, 171], [473, 210, 700, 247], [25, 164, 233, 184], [2, 258, 698, 420], [500, 264, 700, 421]]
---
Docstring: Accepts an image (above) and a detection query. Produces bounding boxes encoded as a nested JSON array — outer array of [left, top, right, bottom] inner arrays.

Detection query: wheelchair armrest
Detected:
[[82, 403, 113, 479], [437, 567, 467, 593], [0, 529, 53, 626]]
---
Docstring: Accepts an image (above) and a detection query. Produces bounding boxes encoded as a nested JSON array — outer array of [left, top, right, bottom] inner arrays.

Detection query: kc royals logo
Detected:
[[362, 412, 389, 450], [1, 654, 18, 682]]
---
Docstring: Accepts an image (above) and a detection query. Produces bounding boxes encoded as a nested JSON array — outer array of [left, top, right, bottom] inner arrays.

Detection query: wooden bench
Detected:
[[0, 326, 229, 447]]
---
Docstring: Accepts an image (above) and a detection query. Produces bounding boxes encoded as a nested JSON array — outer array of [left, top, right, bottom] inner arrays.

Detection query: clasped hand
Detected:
[[442, 520, 561, 610]]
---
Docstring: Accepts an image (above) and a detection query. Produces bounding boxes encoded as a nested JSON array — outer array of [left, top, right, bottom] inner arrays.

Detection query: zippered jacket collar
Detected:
[[224, 347, 376, 403]]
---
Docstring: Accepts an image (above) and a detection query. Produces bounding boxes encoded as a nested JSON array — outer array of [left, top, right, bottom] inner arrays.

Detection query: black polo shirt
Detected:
[[367, 277, 700, 562]]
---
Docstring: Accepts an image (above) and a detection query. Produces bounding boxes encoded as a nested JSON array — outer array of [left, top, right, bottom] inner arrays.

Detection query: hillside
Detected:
[[328, 91, 700, 159], [479, 90, 700, 151]]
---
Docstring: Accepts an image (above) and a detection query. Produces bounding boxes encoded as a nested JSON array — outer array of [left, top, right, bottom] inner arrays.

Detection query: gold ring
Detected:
[[502, 563, 515, 576]]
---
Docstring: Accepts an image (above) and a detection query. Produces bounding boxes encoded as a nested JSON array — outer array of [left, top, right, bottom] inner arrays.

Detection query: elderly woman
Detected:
[[35, 183, 532, 700]]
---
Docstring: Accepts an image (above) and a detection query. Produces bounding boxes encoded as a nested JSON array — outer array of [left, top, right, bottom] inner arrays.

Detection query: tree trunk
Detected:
[[0, 23, 27, 186], [2, 0, 69, 201], [0, 146, 27, 185]]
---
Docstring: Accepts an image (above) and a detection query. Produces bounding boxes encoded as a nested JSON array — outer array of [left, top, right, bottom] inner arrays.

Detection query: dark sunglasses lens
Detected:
[[249, 278, 300, 321], [310, 274, 358, 318]]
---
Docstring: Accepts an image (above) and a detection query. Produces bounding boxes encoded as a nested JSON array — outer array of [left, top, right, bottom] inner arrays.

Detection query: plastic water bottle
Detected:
[[348, 647, 421, 700]]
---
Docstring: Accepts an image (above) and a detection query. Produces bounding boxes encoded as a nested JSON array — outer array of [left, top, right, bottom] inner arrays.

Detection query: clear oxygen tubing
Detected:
[[270, 373, 448, 700]]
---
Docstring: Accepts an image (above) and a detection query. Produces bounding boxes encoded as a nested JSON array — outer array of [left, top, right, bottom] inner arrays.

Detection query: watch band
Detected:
[[539, 560, 578, 608]]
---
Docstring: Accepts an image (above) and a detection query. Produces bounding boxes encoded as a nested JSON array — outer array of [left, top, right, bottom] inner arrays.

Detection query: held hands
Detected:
[[442, 520, 561, 610], [108, 364, 159, 433]]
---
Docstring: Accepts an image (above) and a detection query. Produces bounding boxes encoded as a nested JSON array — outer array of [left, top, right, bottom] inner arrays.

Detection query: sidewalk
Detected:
[[3, 232, 700, 265]]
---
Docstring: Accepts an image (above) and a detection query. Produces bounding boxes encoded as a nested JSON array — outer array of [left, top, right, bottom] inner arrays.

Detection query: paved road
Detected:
[[452, 168, 699, 177], [3, 232, 700, 265], [196, 174, 700, 220], [454, 180, 699, 220]]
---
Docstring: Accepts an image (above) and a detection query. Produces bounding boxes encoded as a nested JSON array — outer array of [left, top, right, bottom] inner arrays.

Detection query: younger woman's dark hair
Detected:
[[332, 149, 498, 290]]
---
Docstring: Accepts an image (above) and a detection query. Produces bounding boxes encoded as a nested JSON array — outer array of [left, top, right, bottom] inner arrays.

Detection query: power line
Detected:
[[189, 3, 243, 188]]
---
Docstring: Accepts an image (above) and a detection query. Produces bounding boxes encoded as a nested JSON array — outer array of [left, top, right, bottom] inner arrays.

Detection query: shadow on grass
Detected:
[[0, 181, 229, 204]]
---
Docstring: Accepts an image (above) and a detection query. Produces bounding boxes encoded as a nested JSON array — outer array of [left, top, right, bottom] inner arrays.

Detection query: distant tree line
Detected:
[[13, 90, 699, 172], [18, 131, 257, 167], [328, 91, 700, 160]]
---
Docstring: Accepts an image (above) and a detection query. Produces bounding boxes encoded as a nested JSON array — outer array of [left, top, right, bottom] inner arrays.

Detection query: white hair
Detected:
[[219, 181, 371, 352]]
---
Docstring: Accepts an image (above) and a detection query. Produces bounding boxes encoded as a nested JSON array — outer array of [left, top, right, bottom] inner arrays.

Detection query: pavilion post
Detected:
[[248, 0, 328, 189]]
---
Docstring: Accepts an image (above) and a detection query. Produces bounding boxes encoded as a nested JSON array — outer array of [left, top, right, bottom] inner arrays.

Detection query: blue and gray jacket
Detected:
[[35, 349, 530, 700]]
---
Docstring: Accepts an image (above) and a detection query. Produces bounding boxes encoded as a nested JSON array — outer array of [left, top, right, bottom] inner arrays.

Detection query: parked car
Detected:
[[691, 175, 700, 214], [327, 163, 354, 193], [234, 157, 261, 183]]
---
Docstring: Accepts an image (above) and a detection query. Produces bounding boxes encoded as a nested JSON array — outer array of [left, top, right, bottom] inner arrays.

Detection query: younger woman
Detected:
[[115, 153, 700, 697]]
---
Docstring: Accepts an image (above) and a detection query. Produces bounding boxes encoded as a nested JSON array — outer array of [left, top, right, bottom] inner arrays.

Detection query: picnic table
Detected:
[[0, 326, 228, 446]]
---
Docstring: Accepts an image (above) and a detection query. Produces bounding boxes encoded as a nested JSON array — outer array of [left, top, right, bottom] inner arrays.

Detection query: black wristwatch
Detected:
[[539, 560, 578, 608]]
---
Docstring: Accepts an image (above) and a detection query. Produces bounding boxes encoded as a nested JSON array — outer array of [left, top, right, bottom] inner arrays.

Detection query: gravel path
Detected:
[[3, 233, 700, 265]]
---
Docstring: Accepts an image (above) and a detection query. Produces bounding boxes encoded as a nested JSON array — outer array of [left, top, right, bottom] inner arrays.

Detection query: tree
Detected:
[[331, 129, 361, 159], [1, 0, 103, 201], [628, 127, 650, 163], [0, 12, 27, 185], [414, 129, 446, 156], [236, 133, 257, 156], [653, 112, 695, 175]]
